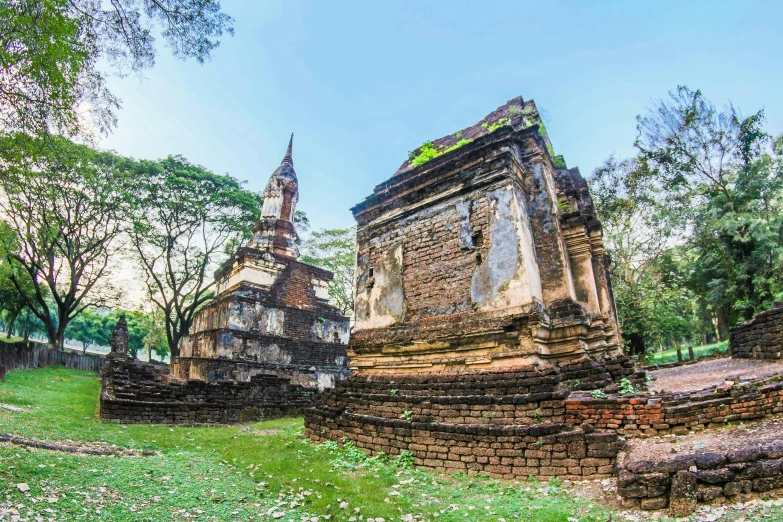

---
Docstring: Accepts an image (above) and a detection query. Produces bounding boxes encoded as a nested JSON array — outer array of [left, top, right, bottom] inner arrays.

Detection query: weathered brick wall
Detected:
[[566, 375, 783, 437], [306, 362, 783, 481], [100, 355, 316, 425], [355, 188, 493, 327], [618, 439, 783, 512], [0, 340, 105, 373], [305, 361, 637, 479], [730, 302, 783, 359], [305, 409, 620, 480], [322, 365, 568, 425]]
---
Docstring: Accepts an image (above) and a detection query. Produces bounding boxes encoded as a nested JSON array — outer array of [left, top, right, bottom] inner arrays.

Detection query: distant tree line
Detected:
[[591, 86, 783, 355]]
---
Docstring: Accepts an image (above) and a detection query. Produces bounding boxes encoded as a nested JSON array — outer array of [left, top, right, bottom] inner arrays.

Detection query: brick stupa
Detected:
[[349, 98, 621, 372], [172, 136, 350, 390], [306, 98, 642, 479]]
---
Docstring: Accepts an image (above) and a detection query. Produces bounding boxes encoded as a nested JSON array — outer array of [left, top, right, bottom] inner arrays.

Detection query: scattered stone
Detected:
[[669, 470, 698, 516]]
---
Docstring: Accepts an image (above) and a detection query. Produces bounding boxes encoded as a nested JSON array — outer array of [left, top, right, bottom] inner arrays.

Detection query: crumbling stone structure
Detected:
[[306, 97, 641, 479], [617, 425, 783, 513], [172, 136, 350, 390], [731, 301, 783, 360], [101, 313, 314, 424], [348, 97, 620, 372]]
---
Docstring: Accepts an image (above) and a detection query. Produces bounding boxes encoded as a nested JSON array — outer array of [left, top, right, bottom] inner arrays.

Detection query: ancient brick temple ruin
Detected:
[[100, 138, 350, 425], [101, 314, 317, 424], [171, 135, 350, 390], [347, 98, 621, 372], [306, 96, 643, 479]]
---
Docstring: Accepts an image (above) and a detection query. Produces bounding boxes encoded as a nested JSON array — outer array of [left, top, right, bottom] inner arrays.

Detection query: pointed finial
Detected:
[[283, 133, 293, 165]]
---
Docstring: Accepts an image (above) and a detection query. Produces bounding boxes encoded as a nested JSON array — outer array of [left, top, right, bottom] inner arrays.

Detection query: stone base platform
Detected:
[[617, 417, 783, 514], [305, 356, 641, 479], [100, 354, 316, 425]]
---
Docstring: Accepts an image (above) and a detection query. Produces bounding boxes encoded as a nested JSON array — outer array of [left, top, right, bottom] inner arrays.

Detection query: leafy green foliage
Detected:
[[0, 0, 233, 137], [618, 378, 637, 396], [0, 134, 132, 349], [408, 139, 474, 168], [635, 86, 783, 328], [127, 155, 262, 356], [64, 309, 109, 353], [552, 154, 567, 169], [481, 117, 510, 133], [300, 227, 356, 316], [0, 225, 37, 338]]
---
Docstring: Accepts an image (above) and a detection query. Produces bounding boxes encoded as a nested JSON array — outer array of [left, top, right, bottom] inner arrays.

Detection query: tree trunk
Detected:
[[712, 313, 721, 342], [22, 311, 29, 343], [688, 345, 695, 361], [676, 345, 683, 363], [56, 323, 67, 352], [6, 311, 17, 338]]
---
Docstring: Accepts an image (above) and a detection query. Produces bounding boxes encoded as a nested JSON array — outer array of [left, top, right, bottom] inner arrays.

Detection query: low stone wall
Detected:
[[305, 408, 619, 480], [305, 357, 641, 480], [617, 438, 783, 513], [566, 374, 783, 437], [100, 354, 316, 425], [319, 365, 569, 425], [0, 339, 105, 373], [731, 302, 783, 360], [171, 356, 348, 390]]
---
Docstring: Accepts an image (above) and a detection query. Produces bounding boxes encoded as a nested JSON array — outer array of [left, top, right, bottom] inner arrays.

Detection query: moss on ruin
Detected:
[[408, 138, 474, 168]]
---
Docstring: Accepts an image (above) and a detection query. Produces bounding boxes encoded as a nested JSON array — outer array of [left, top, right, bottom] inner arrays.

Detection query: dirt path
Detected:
[[0, 433, 156, 456], [649, 358, 783, 393]]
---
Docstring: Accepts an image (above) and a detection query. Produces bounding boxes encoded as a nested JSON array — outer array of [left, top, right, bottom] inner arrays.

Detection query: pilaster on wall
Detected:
[[562, 225, 601, 316], [520, 142, 577, 308]]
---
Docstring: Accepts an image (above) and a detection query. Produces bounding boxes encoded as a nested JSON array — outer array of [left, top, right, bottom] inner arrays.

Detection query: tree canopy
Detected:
[[301, 227, 356, 316], [127, 154, 261, 356], [0, 0, 233, 137], [592, 86, 783, 354], [0, 134, 132, 348]]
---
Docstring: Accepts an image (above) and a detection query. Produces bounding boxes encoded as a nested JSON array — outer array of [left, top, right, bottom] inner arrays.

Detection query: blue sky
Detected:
[[100, 0, 783, 232]]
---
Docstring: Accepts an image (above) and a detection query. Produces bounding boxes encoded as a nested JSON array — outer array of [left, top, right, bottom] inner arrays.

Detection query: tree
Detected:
[[635, 86, 782, 328], [65, 308, 109, 353], [0, 134, 130, 349], [142, 307, 169, 361], [0, 225, 37, 338], [127, 155, 260, 356], [590, 156, 695, 354], [0, 0, 233, 137], [300, 227, 356, 316]]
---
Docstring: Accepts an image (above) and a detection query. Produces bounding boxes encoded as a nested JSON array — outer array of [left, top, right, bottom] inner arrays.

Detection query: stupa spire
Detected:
[[250, 134, 301, 258], [283, 133, 293, 165]]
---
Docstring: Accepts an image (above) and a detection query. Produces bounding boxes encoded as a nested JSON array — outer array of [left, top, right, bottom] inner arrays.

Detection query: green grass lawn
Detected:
[[0, 367, 780, 521], [645, 340, 730, 365]]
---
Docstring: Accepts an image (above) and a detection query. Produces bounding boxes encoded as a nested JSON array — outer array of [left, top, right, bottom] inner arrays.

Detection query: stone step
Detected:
[[616, 416, 783, 514]]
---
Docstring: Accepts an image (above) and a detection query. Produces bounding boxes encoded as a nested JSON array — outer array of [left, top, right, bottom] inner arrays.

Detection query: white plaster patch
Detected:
[[354, 241, 406, 331], [471, 185, 540, 311], [311, 277, 330, 300]]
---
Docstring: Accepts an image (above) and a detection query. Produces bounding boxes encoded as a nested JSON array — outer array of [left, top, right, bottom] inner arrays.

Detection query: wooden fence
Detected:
[[0, 339, 105, 373]]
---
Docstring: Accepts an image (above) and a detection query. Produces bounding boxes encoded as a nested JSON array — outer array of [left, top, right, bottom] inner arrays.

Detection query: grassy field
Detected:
[[0, 367, 779, 521], [645, 340, 730, 365]]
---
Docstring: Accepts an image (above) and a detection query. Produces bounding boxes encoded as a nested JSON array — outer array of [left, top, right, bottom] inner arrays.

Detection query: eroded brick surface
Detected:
[[100, 137, 350, 424], [731, 302, 783, 360], [306, 97, 636, 481]]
